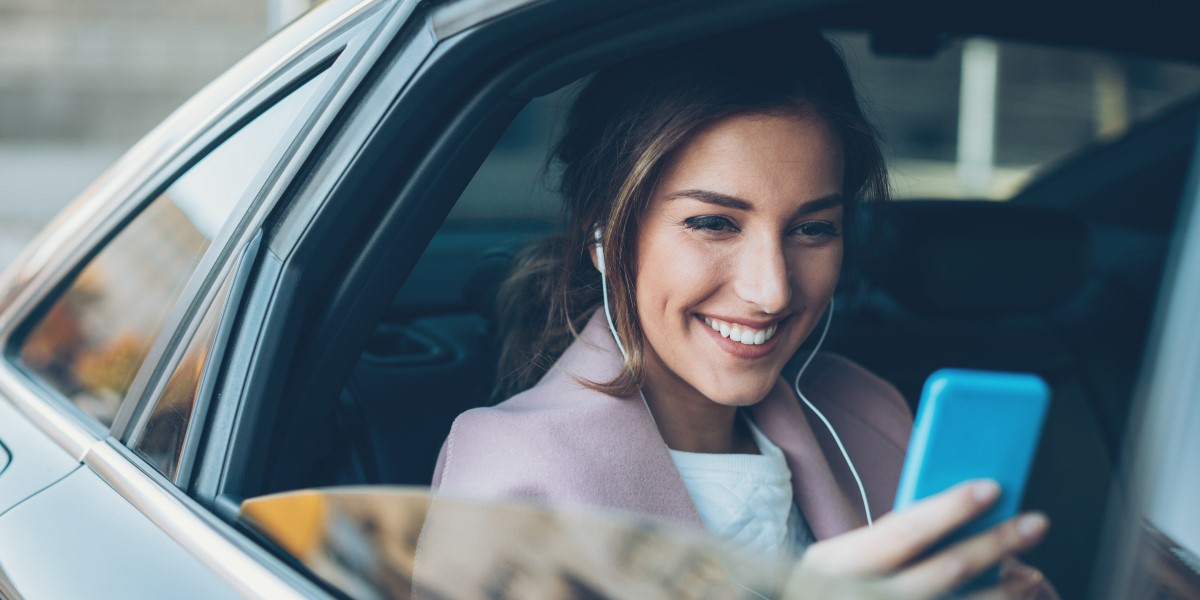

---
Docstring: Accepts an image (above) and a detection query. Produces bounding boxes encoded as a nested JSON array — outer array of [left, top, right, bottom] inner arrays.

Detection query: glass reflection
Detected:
[[1125, 522, 1200, 599], [17, 72, 324, 427], [240, 488, 793, 600], [132, 267, 231, 480], [20, 198, 208, 426]]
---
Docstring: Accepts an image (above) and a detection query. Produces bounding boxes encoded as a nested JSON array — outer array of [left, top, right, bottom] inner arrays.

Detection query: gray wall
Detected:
[[0, 0, 269, 268]]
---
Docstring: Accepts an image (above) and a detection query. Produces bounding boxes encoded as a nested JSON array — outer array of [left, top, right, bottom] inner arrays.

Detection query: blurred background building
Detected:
[[4, 3, 1200, 263], [0, 0, 309, 266]]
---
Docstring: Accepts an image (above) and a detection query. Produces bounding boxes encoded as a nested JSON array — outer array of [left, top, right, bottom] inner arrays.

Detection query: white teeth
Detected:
[[700, 316, 779, 346]]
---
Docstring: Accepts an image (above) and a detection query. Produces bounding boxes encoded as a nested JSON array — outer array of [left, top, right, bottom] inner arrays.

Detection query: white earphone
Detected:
[[592, 226, 872, 528], [792, 296, 874, 528], [593, 227, 628, 360]]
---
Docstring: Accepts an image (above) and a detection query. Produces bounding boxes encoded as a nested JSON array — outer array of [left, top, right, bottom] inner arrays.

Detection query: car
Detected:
[[1, 0, 1199, 597]]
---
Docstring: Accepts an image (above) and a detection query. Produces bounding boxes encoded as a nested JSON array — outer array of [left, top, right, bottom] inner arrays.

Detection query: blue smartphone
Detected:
[[893, 369, 1050, 590]]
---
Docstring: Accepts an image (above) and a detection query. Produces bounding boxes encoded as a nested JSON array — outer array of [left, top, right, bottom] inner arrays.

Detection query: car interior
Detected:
[[237, 19, 1198, 600]]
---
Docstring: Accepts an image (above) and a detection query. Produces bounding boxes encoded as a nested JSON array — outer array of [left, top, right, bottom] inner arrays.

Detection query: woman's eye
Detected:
[[793, 221, 841, 239], [683, 215, 738, 232]]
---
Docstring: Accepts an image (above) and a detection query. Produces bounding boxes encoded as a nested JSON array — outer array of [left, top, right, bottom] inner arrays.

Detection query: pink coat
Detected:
[[431, 312, 1058, 598], [432, 311, 911, 538]]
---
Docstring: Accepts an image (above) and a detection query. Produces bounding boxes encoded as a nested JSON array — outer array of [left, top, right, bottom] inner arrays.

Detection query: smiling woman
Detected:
[[431, 24, 1056, 600], [636, 113, 845, 419]]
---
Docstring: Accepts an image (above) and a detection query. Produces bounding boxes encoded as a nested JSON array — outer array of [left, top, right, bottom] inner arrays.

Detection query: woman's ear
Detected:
[[589, 243, 601, 272]]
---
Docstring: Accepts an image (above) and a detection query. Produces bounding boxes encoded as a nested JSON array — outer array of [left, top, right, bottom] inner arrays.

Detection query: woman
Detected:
[[433, 26, 1054, 598]]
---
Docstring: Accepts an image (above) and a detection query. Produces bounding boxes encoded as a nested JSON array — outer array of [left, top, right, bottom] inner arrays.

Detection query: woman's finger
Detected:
[[814, 480, 1001, 574], [886, 512, 1049, 599], [957, 563, 1046, 600]]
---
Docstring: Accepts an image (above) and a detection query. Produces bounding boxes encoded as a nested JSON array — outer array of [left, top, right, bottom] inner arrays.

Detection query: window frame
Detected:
[[0, 3, 384, 455], [1092, 109, 1200, 599], [125, 232, 260, 484], [1, 55, 339, 441], [203, 0, 823, 506]]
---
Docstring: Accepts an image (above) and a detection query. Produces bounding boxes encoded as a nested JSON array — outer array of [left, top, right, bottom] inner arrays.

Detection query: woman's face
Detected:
[[635, 111, 845, 407]]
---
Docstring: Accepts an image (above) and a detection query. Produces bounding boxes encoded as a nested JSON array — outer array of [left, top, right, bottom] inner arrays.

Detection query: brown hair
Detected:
[[494, 26, 889, 400]]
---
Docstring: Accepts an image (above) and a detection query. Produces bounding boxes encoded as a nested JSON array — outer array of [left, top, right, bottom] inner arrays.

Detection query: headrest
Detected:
[[863, 201, 1088, 317], [462, 248, 517, 324]]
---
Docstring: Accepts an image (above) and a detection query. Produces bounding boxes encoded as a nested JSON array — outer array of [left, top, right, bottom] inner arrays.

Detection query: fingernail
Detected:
[[971, 480, 1000, 503], [1018, 513, 1049, 538], [1022, 567, 1045, 593]]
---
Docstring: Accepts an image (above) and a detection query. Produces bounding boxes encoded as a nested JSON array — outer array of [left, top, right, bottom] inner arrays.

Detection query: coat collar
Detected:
[[543, 311, 864, 539]]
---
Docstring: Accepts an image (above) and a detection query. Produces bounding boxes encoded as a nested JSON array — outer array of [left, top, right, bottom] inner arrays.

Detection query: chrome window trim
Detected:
[[128, 0, 430, 473], [83, 440, 324, 599], [127, 234, 261, 485], [265, 0, 431, 257], [103, 0, 405, 444], [172, 236, 263, 488], [110, 58, 347, 440], [0, 363, 98, 461], [196, 0, 431, 501]]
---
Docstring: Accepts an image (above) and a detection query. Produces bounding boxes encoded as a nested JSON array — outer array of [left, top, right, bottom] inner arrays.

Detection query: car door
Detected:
[[0, 2, 391, 597], [1092, 107, 1200, 598]]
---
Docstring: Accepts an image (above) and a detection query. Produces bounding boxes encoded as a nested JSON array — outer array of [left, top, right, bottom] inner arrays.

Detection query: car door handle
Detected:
[[362, 324, 451, 366]]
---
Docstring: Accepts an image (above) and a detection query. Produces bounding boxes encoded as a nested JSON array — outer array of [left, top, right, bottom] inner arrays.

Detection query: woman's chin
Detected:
[[695, 379, 779, 408]]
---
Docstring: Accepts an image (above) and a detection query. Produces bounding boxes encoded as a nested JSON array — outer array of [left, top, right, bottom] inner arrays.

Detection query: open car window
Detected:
[[451, 35, 1200, 222], [834, 33, 1200, 199]]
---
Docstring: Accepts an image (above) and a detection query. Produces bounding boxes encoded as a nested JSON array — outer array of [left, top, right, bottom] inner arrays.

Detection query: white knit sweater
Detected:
[[668, 417, 815, 556]]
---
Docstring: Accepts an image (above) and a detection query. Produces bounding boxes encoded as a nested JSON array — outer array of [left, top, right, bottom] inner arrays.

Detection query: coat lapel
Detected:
[[552, 312, 863, 538], [547, 314, 704, 528]]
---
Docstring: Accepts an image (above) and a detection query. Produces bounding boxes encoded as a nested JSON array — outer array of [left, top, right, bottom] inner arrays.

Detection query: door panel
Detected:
[[0, 400, 79, 516], [0, 467, 238, 598]]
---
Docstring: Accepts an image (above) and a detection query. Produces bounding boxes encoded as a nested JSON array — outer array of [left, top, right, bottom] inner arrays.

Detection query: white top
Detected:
[[669, 417, 815, 556]]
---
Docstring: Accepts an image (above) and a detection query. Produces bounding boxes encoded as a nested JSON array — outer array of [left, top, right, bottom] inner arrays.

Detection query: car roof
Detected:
[[814, 0, 1198, 64], [433, 0, 1198, 65]]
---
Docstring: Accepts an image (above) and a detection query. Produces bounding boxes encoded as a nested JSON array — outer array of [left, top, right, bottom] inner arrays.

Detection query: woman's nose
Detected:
[[733, 238, 791, 314]]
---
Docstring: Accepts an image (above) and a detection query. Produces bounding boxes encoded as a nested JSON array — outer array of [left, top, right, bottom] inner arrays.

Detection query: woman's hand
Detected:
[[782, 480, 1049, 599]]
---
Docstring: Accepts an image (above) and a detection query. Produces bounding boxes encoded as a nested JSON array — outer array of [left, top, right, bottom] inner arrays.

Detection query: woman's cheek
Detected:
[[642, 233, 724, 306]]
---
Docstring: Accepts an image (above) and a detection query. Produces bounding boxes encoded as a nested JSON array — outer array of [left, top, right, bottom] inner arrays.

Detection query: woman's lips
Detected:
[[695, 314, 784, 359]]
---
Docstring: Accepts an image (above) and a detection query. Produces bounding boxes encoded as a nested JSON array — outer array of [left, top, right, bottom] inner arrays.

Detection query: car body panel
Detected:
[[0, 466, 239, 599], [0, 401, 78, 516]]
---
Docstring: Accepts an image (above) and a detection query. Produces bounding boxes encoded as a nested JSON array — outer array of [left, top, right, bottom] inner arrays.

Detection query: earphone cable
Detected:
[[597, 233, 868, 528], [792, 297, 874, 529]]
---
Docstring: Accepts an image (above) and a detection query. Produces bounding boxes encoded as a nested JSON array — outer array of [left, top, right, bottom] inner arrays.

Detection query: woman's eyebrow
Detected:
[[794, 193, 844, 215], [665, 189, 752, 210], [666, 189, 844, 214]]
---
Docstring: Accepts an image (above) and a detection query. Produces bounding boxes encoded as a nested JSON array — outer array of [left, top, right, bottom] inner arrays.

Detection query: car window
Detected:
[[832, 33, 1200, 199], [15, 72, 328, 428], [129, 263, 235, 480], [451, 35, 1200, 223]]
